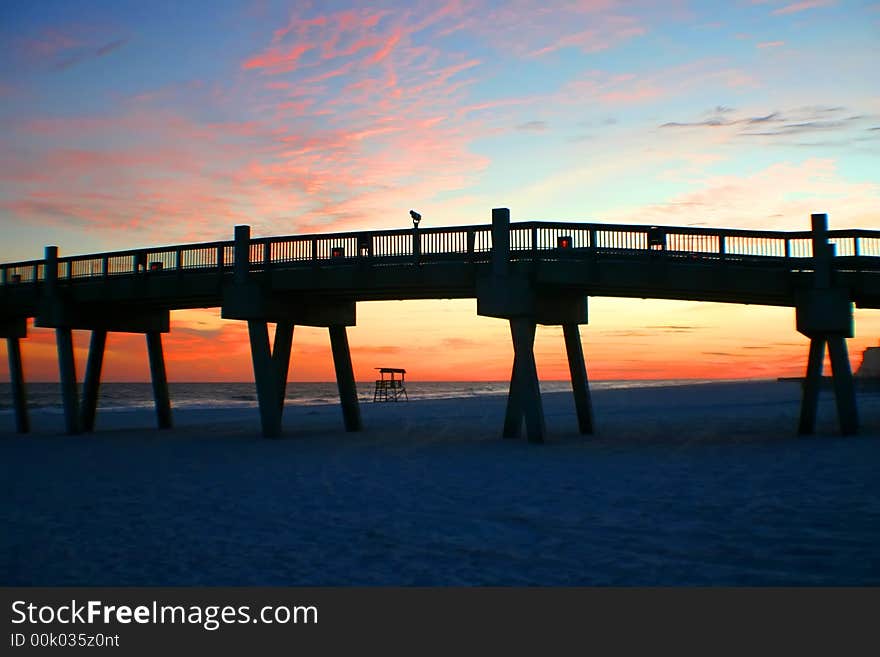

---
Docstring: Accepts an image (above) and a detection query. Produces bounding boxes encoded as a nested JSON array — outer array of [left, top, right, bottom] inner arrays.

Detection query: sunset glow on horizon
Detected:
[[1, 0, 878, 383]]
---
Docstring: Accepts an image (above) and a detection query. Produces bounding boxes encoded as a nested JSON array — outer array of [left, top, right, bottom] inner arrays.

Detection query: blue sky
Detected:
[[1, 0, 878, 381]]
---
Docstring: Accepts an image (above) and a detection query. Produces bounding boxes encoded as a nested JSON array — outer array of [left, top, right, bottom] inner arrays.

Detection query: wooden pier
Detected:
[[2, 210, 879, 440]]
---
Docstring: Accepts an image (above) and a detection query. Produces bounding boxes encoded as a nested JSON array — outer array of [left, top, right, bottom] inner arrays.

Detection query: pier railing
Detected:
[[2, 221, 879, 286]]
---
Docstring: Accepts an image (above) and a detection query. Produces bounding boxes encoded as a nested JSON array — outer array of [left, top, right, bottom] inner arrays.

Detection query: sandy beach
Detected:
[[2, 380, 879, 585]]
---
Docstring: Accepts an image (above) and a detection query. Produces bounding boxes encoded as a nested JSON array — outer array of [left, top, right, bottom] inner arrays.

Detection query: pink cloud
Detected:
[[757, 40, 785, 48], [605, 159, 880, 231], [558, 62, 751, 109], [242, 43, 313, 73], [0, 107, 282, 242], [773, 0, 835, 15], [20, 29, 82, 58], [366, 29, 402, 65], [242, 6, 396, 76], [0, 2, 689, 251], [442, 1, 647, 58], [528, 18, 646, 57]]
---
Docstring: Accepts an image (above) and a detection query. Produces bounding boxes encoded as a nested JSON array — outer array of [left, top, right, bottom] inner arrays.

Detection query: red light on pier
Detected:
[[557, 236, 572, 249], [331, 246, 345, 258]]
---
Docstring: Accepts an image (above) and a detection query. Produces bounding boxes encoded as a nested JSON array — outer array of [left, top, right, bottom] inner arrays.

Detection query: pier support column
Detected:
[[563, 323, 593, 435], [55, 328, 81, 435], [828, 337, 858, 435], [798, 337, 825, 435], [329, 325, 362, 432], [146, 331, 172, 430], [504, 318, 545, 443], [6, 337, 29, 433], [248, 320, 282, 438], [795, 212, 859, 436], [80, 330, 107, 432], [273, 322, 294, 413]]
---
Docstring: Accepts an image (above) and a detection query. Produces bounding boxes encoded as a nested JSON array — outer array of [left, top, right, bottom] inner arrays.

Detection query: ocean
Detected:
[[0, 378, 734, 414]]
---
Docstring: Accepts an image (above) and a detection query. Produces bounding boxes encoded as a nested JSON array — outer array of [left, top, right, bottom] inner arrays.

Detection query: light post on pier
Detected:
[[410, 209, 422, 264]]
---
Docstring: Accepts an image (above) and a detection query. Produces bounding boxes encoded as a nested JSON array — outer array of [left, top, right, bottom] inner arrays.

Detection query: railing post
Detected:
[[589, 227, 598, 251], [45, 246, 58, 293], [102, 256, 109, 277], [217, 245, 224, 270], [531, 225, 538, 261], [413, 227, 421, 264], [719, 235, 726, 258], [467, 230, 476, 259], [311, 237, 318, 261], [175, 247, 183, 271], [811, 213, 831, 289], [854, 236, 860, 257], [784, 238, 790, 259], [492, 208, 510, 276], [263, 238, 272, 270], [234, 225, 250, 285]]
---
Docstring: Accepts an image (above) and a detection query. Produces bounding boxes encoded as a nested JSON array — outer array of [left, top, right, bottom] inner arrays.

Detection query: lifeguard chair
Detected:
[[373, 368, 408, 402]]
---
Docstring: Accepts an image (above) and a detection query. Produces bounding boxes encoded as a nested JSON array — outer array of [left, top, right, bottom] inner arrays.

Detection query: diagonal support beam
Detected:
[[146, 331, 172, 430], [80, 330, 107, 432], [329, 325, 362, 432], [55, 327, 81, 435], [273, 322, 294, 414], [798, 337, 825, 435], [827, 336, 858, 435], [7, 336, 29, 434], [248, 320, 282, 437], [563, 323, 593, 435]]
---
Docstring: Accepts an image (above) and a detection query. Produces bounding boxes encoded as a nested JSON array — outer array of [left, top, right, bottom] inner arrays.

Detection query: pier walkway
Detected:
[[2, 210, 878, 440]]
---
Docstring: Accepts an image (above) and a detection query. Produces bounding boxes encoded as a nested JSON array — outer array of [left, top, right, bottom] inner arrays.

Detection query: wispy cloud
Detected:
[[604, 158, 880, 230], [515, 120, 548, 132], [95, 39, 127, 57], [442, 1, 649, 58], [660, 105, 874, 143], [241, 43, 313, 73], [646, 325, 708, 333], [17, 28, 127, 71], [773, 0, 836, 16]]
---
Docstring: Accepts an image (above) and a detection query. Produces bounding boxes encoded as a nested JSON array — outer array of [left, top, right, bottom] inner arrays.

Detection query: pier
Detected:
[[2, 210, 879, 441]]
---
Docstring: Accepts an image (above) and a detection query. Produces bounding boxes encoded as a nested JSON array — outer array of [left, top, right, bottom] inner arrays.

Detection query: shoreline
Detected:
[[2, 379, 878, 439]]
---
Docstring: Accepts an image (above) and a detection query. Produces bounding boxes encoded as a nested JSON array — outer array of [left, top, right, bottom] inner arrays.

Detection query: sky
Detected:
[[1, 0, 878, 383]]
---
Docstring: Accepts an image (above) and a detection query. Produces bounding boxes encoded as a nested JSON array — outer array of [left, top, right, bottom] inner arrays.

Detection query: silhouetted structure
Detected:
[[2, 209, 878, 440], [855, 342, 880, 379], [373, 368, 408, 402]]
